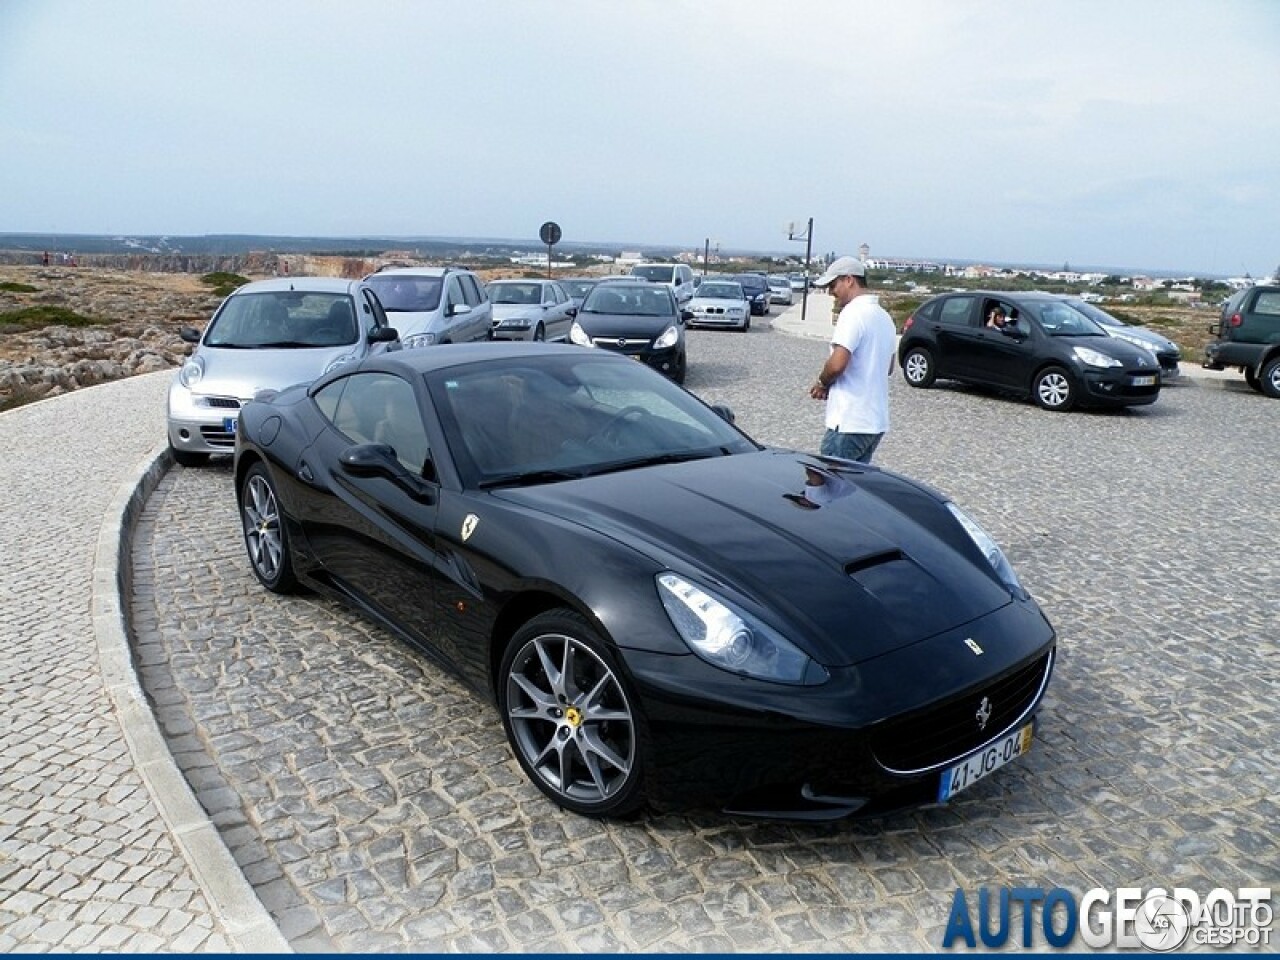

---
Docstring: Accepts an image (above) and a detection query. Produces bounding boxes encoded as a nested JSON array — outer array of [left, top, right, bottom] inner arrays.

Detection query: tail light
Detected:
[[1230, 313, 1243, 327], [903, 314, 915, 331]]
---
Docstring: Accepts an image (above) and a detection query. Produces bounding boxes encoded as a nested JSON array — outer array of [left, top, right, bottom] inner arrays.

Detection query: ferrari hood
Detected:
[[495, 450, 1014, 666]]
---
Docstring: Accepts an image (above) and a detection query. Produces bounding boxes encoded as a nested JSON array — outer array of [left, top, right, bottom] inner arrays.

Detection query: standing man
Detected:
[[808, 256, 897, 464]]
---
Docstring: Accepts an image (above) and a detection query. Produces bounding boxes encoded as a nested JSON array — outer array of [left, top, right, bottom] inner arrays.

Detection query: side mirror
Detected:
[[368, 326, 399, 343], [567, 306, 578, 318], [179, 326, 202, 344], [710, 404, 736, 424], [681, 310, 694, 323], [340, 443, 436, 503], [448, 303, 472, 318]]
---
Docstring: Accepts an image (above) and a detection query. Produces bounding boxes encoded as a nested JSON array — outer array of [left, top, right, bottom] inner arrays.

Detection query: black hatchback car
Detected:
[[898, 291, 1162, 411], [570, 281, 689, 383], [733, 273, 773, 316]]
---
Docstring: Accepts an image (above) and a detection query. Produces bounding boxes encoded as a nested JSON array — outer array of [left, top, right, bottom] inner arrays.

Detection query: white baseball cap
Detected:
[[812, 255, 867, 288]]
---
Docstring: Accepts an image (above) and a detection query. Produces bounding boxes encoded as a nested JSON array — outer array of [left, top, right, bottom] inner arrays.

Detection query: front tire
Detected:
[[1244, 367, 1262, 392], [532, 322, 546, 342], [499, 609, 646, 818], [1033, 365, 1076, 411], [1259, 357, 1280, 399], [902, 347, 936, 388], [239, 462, 300, 593]]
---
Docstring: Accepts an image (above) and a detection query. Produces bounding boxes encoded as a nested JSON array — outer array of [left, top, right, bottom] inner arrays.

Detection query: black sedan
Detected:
[[234, 343, 1055, 820], [898, 291, 1162, 410], [569, 280, 688, 383]]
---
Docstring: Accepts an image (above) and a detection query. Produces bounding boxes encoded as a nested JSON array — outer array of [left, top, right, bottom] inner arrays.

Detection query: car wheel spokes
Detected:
[[1040, 374, 1068, 406], [506, 633, 635, 805], [243, 475, 281, 580]]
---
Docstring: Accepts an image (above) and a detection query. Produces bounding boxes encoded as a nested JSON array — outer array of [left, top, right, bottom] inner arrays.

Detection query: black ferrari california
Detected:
[[233, 343, 1055, 819]]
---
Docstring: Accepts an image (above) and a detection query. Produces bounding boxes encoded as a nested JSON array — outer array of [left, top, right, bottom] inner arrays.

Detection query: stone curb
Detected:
[[91, 443, 292, 954]]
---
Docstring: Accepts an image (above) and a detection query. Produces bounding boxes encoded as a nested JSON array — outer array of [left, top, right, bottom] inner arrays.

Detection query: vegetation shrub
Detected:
[[201, 272, 249, 297], [0, 305, 105, 333], [0, 282, 38, 294]]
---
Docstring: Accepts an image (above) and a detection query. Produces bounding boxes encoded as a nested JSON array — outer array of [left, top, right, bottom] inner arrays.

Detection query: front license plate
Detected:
[[1130, 375, 1157, 386], [937, 722, 1034, 802], [223, 416, 238, 434]]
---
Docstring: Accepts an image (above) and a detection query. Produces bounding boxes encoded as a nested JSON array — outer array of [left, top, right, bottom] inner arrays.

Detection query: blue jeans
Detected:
[[820, 429, 883, 464]]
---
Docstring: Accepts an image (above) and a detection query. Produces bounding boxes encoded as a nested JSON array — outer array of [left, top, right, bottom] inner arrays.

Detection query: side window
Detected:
[[543, 285, 555, 305], [938, 297, 976, 327], [1253, 291, 1280, 316], [312, 376, 349, 424], [329, 372, 430, 473], [552, 283, 567, 304], [460, 275, 483, 306], [445, 277, 464, 313], [362, 289, 389, 329], [913, 299, 940, 323]]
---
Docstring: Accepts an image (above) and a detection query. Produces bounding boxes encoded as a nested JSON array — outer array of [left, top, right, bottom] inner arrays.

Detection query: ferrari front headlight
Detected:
[[656, 573, 824, 685]]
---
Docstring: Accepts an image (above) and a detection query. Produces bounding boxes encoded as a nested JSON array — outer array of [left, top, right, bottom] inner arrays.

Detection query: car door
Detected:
[[440, 275, 472, 344], [294, 371, 446, 651], [459, 274, 491, 342], [931, 296, 985, 379], [966, 297, 1038, 389], [541, 283, 567, 341]]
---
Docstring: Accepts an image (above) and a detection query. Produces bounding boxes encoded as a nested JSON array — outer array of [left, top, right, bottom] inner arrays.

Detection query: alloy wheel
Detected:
[[243, 473, 284, 582], [505, 631, 637, 809]]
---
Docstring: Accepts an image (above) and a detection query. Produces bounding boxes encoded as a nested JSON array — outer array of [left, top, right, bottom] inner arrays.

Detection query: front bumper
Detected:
[[1079, 368, 1161, 406], [589, 338, 684, 378], [689, 310, 748, 329], [167, 380, 243, 454], [621, 599, 1056, 818]]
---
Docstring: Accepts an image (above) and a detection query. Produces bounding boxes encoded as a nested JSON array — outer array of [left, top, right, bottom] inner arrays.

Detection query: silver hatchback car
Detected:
[[167, 277, 399, 466]]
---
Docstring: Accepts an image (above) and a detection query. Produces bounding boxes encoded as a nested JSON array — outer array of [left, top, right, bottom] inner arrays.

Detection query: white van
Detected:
[[630, 262, 696, 306]]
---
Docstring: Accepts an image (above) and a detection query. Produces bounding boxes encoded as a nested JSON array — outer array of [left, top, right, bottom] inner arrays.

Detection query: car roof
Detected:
[[233, 277, 361, 295], [490, 278, 552, 286], [356, 341, 604, 379], [369, 266, 452, 278]]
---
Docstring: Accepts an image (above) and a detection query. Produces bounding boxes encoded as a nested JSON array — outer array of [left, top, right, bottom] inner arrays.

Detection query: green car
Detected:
[[1205, 285, 1280, 397]]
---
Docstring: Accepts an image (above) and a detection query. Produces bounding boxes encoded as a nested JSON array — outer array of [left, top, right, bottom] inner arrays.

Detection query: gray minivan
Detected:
[[1204, 285, 1280, 397], [364, 266, 493, 349]]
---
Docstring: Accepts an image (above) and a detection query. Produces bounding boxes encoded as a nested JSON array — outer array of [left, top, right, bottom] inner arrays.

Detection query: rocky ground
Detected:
[[0, 266, 220, 410]]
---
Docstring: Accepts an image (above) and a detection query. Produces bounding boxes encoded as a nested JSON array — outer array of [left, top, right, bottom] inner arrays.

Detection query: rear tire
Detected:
[[902, 347, 936, 388], [1259, 357, 1280, 399], [239, 462, 300, 594], [533, 323, 546, 342], [1033, 366, 1076, 411], [1244, 367, 1261, 392]]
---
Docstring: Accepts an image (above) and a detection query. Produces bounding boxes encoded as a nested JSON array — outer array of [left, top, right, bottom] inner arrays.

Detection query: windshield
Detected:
[[1036, 301, 1108, 336], [561, 280, 595, 298], [735, 275, 767, 294], [631, 265, 677, 284], [1066, 300, 1123, 327], [430, 353, 756, 487], [204, 292, 358, 348], [488, 282, 543, 305], [365, 275, 443, 312], [697, 283, 744, 300], [581, 284, 675, 316]]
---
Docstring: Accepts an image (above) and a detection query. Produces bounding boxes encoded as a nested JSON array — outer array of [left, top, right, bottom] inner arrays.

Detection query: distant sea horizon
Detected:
[[0, 231, 1254, 281]]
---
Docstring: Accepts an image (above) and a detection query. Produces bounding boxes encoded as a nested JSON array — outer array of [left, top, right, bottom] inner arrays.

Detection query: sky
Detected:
[[2, 0, 1278, 277]]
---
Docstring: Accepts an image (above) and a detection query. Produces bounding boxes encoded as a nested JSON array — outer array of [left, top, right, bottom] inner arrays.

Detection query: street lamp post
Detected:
[[787, 217, 815, 325]]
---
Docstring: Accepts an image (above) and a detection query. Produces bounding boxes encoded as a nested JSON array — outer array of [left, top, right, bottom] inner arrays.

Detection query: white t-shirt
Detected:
[[826, 294, 896, 434]]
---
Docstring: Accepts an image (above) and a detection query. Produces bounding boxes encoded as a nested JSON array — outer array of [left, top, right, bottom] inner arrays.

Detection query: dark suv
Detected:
[[1203, 285, 1280, 397], [898, 291, 1161, 411], [733, 273, 772, 316]]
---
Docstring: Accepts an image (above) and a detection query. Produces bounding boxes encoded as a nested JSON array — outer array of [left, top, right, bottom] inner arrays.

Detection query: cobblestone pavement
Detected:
[[0, 372, 233, 952], [128, 319, 1279, 952]]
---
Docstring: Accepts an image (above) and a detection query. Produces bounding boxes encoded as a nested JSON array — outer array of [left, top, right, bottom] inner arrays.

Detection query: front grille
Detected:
[[593, 338, 650, 352], [203, 396, 242, 410], [871, 650, 1052, 773], [199, 425, 236, 449]]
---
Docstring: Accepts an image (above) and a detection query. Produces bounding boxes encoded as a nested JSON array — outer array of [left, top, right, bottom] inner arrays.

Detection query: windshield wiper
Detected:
[[582, 448, 730, 477], [478, 468, 585, 489], [255, 340, 314, 348]]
